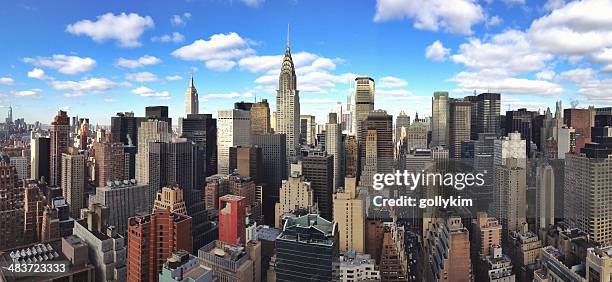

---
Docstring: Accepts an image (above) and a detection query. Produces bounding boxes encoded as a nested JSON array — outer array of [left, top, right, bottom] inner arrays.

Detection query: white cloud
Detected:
[[451, 30, 552, 75], [543, 0, 565, 11], [66, 12, 154, 48], [0, 77, 14, 85], [373, 0, 485, 35], [23, 54, 96, 74], [172, 32, 255, 71], [27, 68, 48, 80], [528, 0, 612, 55], [166, 75, 183, 81], [132, 86, 170, 99], [449, 70, 563, 96], [104, 98, 117, 103], [205, 60, 237, 72], [125, 72, 158, 82], [116, 55, 161, 68], [536, 70, 556, 80], [151, 32, 185, 43], [64, 93, 84, 98], [241, 0, 264, 7], [591, 48, 612, 65], [486, 15, 502, 28], [425, 40, 450, 62], [378, 76, 408, 88], [557, 68, 595, 84], [171, 13, 191, 26], [14, 89, 42, 98], [51, 78, 117, 93]]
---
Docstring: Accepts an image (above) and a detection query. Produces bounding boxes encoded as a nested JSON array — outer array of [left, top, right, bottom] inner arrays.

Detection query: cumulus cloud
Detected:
[[449, 70, 563, 96], [378, 76, 408, 88], [14, 89, 42, 98], [425, 40, 450, 62], [23, 54, 96, 74], [151, 32, 185, 43], [116, 55, 161, 68], [132, 86, 170, 99], [125, 72, 158, 82], [27, 68, 49, 80], [171, 13, 191, 26], [451, 30, 552, 75], [486, 15, 502, 28], [51, 78, 117, 93], [557, 68, 596, 84], [543, 0, 565, 11], [0, 77, 14, 85], [66, 12, 154, 47], [373, 0, 485, 35], [165, 75, 183, 81], [528, 0, 612, 55], [536, 70, 556, 80], [172, 32, 255, 71]]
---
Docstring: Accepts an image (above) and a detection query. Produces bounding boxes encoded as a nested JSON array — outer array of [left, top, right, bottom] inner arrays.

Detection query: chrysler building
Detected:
[[276, 27, 300, 166]]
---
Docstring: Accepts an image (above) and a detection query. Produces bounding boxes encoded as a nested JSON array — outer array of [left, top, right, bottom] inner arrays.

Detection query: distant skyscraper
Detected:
[[275, 162, 316, 227], [61, 148, 85, 219], [31, 136, 50, 181], [557, 126, 576, 159], [358, 110, 393, 187], [325, 113, 343, 191], [333, 177, 364, 253], [344, 135, 359, 179], [184, 75, 199, 116], [93, 141, 128, 187], [229, 146, 263, 184], [180, 114, 217, 181], [472, 93, 501, 139], [145, 106, 172, 129], [353, 77, 375, 140], [494, 157, 526, 240], [449, 99, 472, 158], [50, 110, 70, 186], [276, 32, 301, 166], [110, 112, 142, 147], [300, 115, 316, 146], [218, 195, 246, 246], [217, 109, 251, 174], [505, 108, 537, 155], [431, 91, 450, 147], [395, 110, 410, 143], [536, 163, 555, 230], [136, 120, 170, 202]]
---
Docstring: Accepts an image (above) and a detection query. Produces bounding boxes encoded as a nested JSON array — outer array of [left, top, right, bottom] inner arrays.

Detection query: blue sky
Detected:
[[1, 0, 612, 125]]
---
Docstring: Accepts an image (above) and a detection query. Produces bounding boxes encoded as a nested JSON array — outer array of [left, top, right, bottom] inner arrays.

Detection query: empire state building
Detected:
[[185, 75, 199, 116], [276, 28, 300, 166]]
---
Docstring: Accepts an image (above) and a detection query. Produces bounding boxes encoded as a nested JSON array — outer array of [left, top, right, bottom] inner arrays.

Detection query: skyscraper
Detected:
[[31, 136, 50, 182], [505, 108, 537, 155], [136, 119, 170, 204], [473, 93, 501, 139], [251, 99, 271, 135], [333, 177, 365, 253], [275, 162, 316, 227], [325, 113, 343, 191], [431, 91, 450, 148], [217, 109, 251, 174], [50, 110, 70, 186], [536, 162, 555, 230], [449, 99, 472, 158], [184, 75, 199, 116], [300, 115, 316, 146], [358, 110, 393, 187], [180, 114, 217, 181], [252, 133, 287, 226], [276, 31, 301, 166], [93, 141, 128, 187], [301, 150, 334, 220], [395, 110, 410, 143], [61, 147, 85, 219], [229, 146, 263, 184], [353, 77, 375, 140]]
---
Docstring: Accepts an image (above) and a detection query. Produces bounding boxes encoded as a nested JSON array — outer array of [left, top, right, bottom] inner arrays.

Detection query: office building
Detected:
[[276, 214, 339, 281], [145, 106, 172, 129], [353, 77, 375, 142], [93, 141, 128, 187], [275, 162, 316, 227], [333, 177, 365, 253], [508, 225, 542, 282], [325, 113, 343, 191], [276, 35, 301, 166], [536, 163, 555, 230], [218, 195, 247, 246], [557, 126, 576, 158], [0, 162, 24, 250], [300, 115, 316, 146], [359, 110, 393, 182], [180, 113, 217, 182], [61, 147, 85, 219], [217, 109, 251, 174], [338, 251, 380, 282], [185, 75, 199, 116], [424, 217, 472, 282], [135, 119, 170, 200], [431, 91, 449, 147], [344, 135, 359, 179], [127, 209, 192, 282], [301, 150, 334, 220], [89, 179, 150, 235], [395, 110, 410, 143], [50, 110, 70, 186], [154, 186, 187, 214], [198, 240, 261, 282], [505, 109, 537, 155], [449, 99, 472, 158], [229, 146, 263, 184], [31, 136, 51, 181]]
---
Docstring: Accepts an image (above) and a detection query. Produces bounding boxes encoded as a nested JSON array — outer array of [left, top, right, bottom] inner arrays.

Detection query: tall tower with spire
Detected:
[[276, 25, 300, 167], [185, 75, 199, 116]]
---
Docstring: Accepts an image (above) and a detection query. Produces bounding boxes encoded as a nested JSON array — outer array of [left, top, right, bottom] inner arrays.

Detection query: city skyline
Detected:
[[2, 0, 612, 125]]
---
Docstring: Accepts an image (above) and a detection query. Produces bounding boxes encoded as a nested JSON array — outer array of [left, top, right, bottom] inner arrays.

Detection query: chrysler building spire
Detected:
[[185, 74, 199, 116]]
